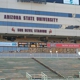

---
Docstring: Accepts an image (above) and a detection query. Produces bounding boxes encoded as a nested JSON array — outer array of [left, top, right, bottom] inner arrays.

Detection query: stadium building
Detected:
[[1, 0, 80, 37], [0, 0, 80, 38], [0, 0, 80, 53], [0, 1, 80, 80]]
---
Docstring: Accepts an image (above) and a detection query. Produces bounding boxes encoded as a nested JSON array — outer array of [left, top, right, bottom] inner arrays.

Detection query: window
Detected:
[[35, 11, 40, 15], [0, 8, 74, 18], [75, 14, 80, 18], [68, 13, 72, 17]]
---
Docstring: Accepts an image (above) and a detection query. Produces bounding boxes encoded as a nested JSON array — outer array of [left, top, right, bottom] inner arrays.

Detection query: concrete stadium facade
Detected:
[[0, 0, 80, 37]]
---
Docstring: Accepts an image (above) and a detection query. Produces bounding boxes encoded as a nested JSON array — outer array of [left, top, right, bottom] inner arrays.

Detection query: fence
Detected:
[[25, 72, 80, 80], [0, 53, 79, 58], [0, 46, 78, 53]]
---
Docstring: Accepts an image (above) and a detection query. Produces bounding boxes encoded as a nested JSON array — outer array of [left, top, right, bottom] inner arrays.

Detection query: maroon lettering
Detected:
[[19, 16, 21, 20], [23, 16, 34, 21], [4, 15, 6, 19], [7, 15, 9, 19], [56, 18, 58, 22], [4, 15, 21, 20], [17, 29, 23, 32], [4, 15, 58, 22], [36, 17, 58, 22], [34, 29, 47, 33], [25, 29, 33, 32], [17, 28, 47, 33]]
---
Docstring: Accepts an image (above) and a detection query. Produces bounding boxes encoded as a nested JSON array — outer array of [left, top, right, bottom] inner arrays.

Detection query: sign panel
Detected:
[[50, 43, 56, 47], [63, 0, 79, 5], [47, 43, 51, 47], [18, 42, 29, 47], [0, 42, 18, 46], [4, 15, 58, 23], [30, 42, 37, 48], [56, 43, 80, 48], [37, 42, 47, 48]]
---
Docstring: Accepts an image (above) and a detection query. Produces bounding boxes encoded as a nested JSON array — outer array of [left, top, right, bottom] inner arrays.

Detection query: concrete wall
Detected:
[[0, 0, 80, 36], [0, 26, 80, 37]]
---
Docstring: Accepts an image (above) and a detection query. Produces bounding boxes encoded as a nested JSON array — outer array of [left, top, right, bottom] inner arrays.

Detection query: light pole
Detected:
[[50, 50, 52, 58], [56, 50, 58, 58]]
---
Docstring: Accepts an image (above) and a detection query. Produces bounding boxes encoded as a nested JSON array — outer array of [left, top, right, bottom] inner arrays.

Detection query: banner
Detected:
[[47, 43, 51, 47], [63, 0, 79, 5], [50, 43, 56, 47], [56, 43, 80, 48], [0, 42, 18, 46]]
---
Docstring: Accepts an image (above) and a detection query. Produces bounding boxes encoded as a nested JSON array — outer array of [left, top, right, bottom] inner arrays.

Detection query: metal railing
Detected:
[[0, 53, 79, 58], [25, 72, 80, 80]]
